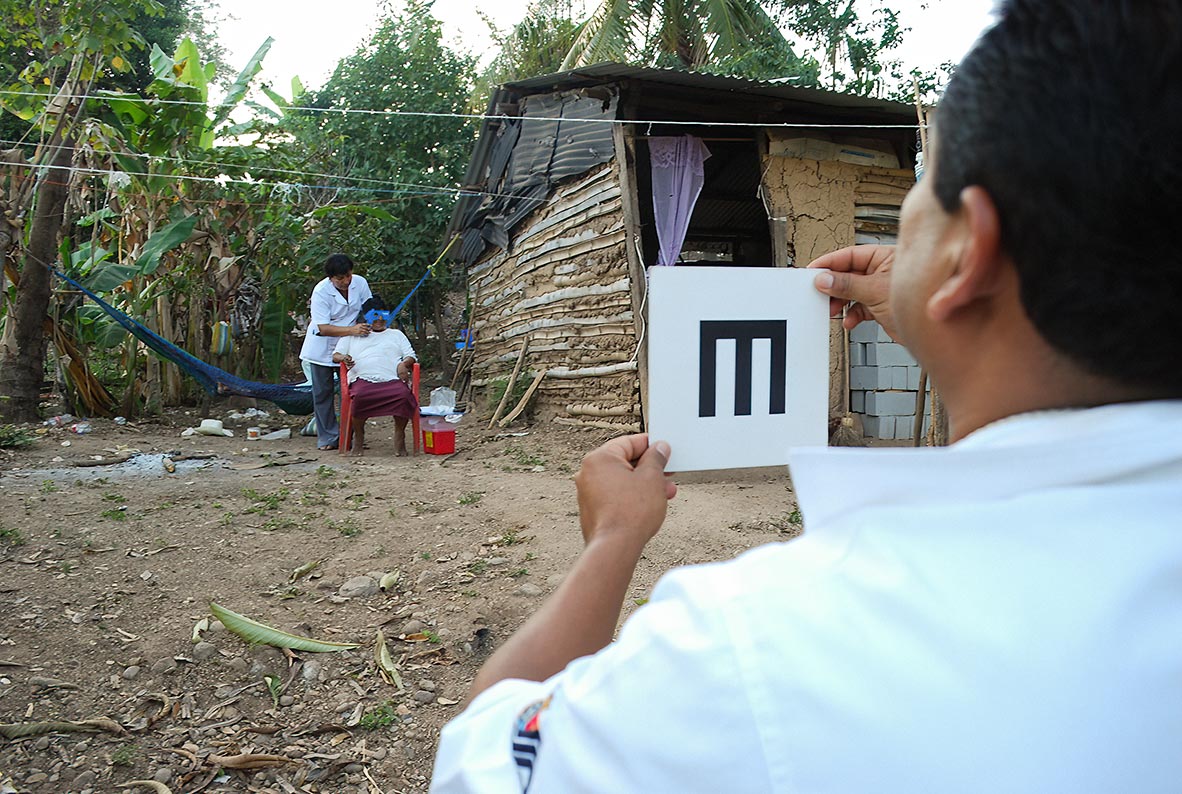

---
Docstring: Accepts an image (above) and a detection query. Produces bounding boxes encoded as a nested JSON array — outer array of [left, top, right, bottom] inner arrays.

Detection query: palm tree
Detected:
[[561, 0, 798, 72]]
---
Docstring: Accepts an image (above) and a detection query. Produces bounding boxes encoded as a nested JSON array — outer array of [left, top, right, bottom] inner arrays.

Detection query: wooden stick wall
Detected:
[[468, 163, 642, 432]]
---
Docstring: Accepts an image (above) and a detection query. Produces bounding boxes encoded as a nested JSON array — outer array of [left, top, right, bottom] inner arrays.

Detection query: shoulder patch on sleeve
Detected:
[[512, 697, 551, 793]]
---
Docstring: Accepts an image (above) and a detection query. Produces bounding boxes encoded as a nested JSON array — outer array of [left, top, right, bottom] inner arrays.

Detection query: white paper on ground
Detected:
[[647, 266, 830, 472]]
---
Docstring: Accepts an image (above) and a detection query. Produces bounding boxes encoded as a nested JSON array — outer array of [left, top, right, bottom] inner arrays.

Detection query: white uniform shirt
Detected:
[[334, 329, 416, 385], [298, 274, 372, 366], [431, 400, 1182, 793]]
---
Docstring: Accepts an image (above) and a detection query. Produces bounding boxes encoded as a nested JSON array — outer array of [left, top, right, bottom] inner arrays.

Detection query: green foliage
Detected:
[[359, 701, 398, 731], [0, 0, 162, 123], [499, 529, 526, 546], [264, 674, 283, 707], [478, 0, 580, 90], [458, 491, 484, 506], [331, 517, 362, 538], [508, 446, 546, 468], [0, 527, 25, 546], [110, 742, 138, 766], [563, 0, 807, 76], [300, 0, 476, 320], [778, 0, 906, 95], [242, 487, 289, 513], [487, 374, 533, 421], [0, 424, 36, 450], [559, 0, 911, 94], [888, 60, 956, 104]]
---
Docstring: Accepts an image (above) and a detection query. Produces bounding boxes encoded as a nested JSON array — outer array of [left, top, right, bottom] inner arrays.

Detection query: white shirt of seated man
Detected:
[[334, 326, 416, 385]]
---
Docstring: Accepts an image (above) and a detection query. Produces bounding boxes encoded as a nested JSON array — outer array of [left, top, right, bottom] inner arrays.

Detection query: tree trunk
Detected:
[[0, 146, 71, 422]]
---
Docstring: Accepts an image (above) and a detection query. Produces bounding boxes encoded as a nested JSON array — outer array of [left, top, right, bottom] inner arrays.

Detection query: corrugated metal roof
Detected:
[[450, 91, 618, 266], [504, 63, 916, 123]]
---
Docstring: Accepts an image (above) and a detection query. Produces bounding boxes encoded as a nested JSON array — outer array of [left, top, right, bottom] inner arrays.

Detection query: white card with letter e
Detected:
[[647, 266, 830, 471]]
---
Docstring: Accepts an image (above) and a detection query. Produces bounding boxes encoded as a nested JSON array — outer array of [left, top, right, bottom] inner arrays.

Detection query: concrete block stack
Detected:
[[849, 321, 929, 441]]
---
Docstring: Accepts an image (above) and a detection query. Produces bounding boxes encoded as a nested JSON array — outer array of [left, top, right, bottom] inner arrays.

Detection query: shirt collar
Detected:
[[787, 400, 1182, 529]]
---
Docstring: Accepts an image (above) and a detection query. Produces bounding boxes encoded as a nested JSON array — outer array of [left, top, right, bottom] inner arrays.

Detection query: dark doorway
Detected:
[[635, 128, 773, 267]]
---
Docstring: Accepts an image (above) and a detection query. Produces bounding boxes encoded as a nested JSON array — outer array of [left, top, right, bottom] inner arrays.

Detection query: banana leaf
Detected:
[[135, 216, 198, 275], [210, 603, 359, 652]]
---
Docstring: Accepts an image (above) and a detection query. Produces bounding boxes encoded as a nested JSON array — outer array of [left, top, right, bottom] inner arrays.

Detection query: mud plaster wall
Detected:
[[468, 164, 641, 431], [761, 152, 860, 417]]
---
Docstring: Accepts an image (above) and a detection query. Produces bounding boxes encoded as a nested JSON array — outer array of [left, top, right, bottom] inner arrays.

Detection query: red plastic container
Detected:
[[422, 417, 456, 455]]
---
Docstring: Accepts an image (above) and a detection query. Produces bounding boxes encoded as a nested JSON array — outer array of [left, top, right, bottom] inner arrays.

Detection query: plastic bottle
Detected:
[[113, 416, 127, 426], [69, 422, 91, 434]]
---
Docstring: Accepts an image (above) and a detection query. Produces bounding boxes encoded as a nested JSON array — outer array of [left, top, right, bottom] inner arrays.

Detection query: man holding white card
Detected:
[[432, 1, 1182, 790]]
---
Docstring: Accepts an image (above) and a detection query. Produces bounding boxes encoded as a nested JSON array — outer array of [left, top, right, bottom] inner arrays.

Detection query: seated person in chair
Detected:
[[332, 297, 418, 456]]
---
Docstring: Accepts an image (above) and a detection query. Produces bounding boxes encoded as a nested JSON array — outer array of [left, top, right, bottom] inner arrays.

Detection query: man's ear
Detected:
[[927, 185, 1005, 322]]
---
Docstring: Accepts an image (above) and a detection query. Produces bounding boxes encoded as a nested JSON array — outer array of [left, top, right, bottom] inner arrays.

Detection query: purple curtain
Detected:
[[650, 135, 711, 266]]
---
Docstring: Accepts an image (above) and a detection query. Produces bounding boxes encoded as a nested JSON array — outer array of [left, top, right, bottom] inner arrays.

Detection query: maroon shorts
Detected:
[[349, 378, 417, 420]]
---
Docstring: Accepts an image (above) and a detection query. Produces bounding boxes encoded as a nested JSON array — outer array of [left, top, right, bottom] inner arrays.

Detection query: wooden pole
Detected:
[[488, 337, 529, 428], [912, 369, 928, 447], [498, 370, 546, 427], [913, 79, 928, 154], [450, 279, 482, 393]]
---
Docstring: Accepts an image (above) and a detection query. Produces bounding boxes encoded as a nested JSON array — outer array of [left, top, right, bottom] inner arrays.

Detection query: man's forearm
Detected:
[[468, 534, 644, 700], [316, 324, 357, 338]]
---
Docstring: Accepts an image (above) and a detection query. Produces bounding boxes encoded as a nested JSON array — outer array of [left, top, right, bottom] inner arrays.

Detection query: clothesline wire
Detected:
[[3, 159, 519, 201], [16, 176, 444, 210], [0, 136, 416, 191], [0, 88, 926, 129]]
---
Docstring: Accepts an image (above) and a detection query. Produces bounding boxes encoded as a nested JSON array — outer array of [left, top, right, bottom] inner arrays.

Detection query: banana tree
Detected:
[[63, 35, 326, 412], [0, 0, 163, 422]]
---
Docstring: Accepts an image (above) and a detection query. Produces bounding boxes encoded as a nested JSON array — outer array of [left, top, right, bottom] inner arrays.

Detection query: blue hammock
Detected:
[[55, 267, 434, 416]]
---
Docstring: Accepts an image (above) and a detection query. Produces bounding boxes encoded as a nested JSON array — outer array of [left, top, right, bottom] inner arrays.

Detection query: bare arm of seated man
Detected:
[[396, 355, 416, 383]]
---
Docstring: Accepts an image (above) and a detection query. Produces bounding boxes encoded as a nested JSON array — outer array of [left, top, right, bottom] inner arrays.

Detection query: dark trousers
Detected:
[[310, 363, 339, 448]]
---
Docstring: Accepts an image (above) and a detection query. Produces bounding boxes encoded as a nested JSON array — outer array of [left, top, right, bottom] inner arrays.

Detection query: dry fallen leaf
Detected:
[[206, 752, 294, 770], [374, 629, 405, 692], [120, 781, 173, 794]]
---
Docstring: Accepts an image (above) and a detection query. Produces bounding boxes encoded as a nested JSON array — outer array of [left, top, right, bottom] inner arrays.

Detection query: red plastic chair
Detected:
[[339, 361, 420, 455]]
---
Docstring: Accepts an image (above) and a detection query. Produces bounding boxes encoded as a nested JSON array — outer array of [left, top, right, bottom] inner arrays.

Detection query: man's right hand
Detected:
[[574, 434, 676, 552], [808, 244, 898, 341]]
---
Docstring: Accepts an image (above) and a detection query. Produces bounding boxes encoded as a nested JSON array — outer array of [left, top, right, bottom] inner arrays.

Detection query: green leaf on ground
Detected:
[[209, 602, 359, 652]]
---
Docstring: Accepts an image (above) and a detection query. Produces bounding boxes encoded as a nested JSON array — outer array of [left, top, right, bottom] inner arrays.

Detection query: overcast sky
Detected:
[[211, 0, 997, 97]]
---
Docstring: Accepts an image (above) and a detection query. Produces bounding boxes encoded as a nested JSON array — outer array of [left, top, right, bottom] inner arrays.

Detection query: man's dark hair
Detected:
[[933, 0, 1182, 395], [357, 296, 388, 324], [324, 253, 355, 278]]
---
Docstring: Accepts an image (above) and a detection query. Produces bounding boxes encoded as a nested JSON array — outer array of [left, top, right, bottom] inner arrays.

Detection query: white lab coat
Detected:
[[298, 274, 372, 367]]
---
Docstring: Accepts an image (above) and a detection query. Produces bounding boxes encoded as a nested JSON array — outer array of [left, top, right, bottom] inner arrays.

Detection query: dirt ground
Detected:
[[0, 404, 805, 794]]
